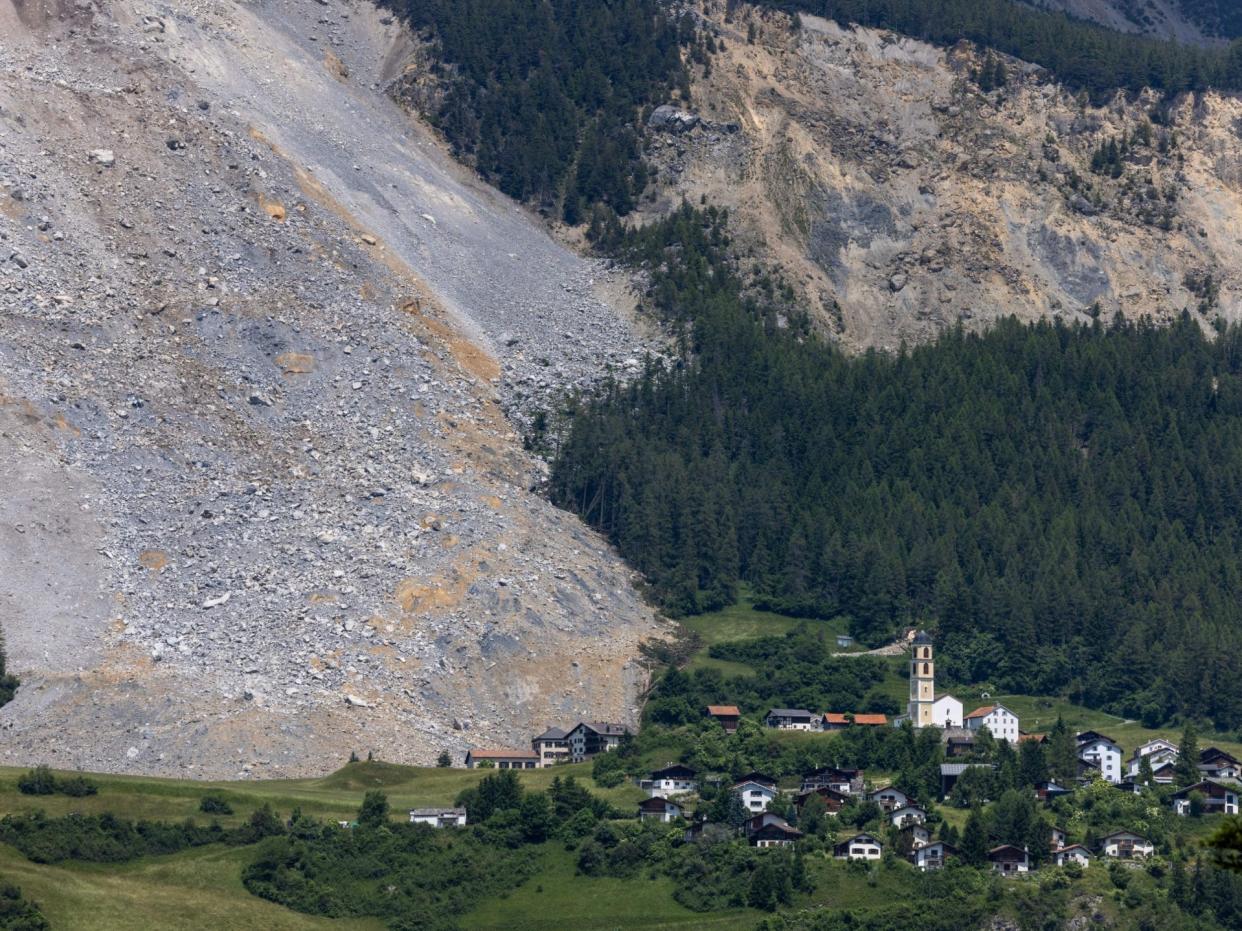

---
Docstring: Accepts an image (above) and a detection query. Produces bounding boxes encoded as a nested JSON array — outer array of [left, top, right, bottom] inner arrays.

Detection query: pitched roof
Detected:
[[822, 712, 850, 725], [409, 807, 467, 817], [988, 844, 1028, 859], [706, 705, 740, 716], [573, 721, 630, 737], [467, 748, 538, 760], [965, 705, 996, 720], [1075, 730, 1118, 745], [533, 727, 568, 741], [853, 713, 888, 726], [1058, 844, 1092, 856], [651, 764, 697, 779], [1018, 733, 1047, 744], [941, 762, 994, 775], [735, 771, 777, 786], [1202, 746, 1240, 764], [766, 708, 814, 718], [638, 796, 680, 811], [1101, 830, 1149, 842]]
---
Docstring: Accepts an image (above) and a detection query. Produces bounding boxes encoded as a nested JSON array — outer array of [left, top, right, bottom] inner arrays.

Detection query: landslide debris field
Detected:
[[0, 0, 667, 778]]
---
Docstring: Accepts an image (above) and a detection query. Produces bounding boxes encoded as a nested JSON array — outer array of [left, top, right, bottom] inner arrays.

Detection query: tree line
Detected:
[[759, 0, 1242, 96], [550, 205, 1242, 731]]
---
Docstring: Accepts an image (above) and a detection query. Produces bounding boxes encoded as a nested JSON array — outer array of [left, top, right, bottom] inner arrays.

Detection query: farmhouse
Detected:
[[1171, 779, 1241, 816], [911, 841, 958, 871], [988, 845, 1030, 876], [531, 727, 569, 767], [965, 705, 1020, 742], [765, 708, 817, 730], [1076, 731, 1123, 784], [706, 705, 741, 734], [834, 832, 883, 860], [408, 807, 467, 828], [637, 796, 683, 823], [648, 764, 698, 797], [465, 749, 539, 769], [566, 721, 629, 762], [1100, 831, 1153, 859]]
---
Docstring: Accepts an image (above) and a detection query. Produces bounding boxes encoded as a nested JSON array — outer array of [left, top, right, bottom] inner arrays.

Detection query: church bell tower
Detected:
[[909, 630, 935, 728]]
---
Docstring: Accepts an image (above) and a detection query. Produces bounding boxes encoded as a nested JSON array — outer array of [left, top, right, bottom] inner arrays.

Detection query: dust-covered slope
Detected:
[[644, 4, 1242, 349], [0, 0, 665, 777]]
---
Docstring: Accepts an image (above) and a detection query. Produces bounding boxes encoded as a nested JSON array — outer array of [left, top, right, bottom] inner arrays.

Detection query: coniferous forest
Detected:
[[550, 206, 1242, 731], [379, 0, 693, 219]]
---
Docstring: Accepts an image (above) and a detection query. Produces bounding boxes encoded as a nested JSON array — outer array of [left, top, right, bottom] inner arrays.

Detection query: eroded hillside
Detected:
[[0, 0, 667, 777], [643, 4, 1242, 349]]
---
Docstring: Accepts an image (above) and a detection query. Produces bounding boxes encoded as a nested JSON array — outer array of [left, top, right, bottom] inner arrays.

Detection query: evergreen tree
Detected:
[[436, 750, 452, 768], [1138, 754, 1156, 786], [1018, 739, 1047, 788], [357, 791, 390, 829], [1046, 717, 1079, 784], [1176, 724, 1201, 786], [962, 807, 989, 866]]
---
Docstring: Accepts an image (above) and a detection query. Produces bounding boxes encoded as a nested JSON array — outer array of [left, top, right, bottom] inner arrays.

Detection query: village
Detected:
[[419, 632, 1241, 877]]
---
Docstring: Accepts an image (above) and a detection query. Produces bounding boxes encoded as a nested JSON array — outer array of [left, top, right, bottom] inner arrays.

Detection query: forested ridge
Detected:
[[550, 205, 1242, 731]]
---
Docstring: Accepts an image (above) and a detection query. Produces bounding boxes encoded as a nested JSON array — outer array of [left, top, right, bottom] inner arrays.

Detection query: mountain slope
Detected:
[[640, 6, 1242, 349], [0, 0, 666, 777]]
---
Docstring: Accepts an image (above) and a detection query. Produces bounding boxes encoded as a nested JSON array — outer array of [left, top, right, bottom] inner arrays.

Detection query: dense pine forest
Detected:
[[377, 0, 695, 219], [549, 205, 1242, 731], [758, 0, 1242, 95]]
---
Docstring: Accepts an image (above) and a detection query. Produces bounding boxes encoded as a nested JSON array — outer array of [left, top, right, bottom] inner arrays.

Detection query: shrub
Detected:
[[16, 767, 56, 796], [58, 776, 98, 798], [199, 793, 233, 815]]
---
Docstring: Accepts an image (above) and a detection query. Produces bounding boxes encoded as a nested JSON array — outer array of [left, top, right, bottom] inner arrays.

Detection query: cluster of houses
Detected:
[[464, 720, 632, 770], [628, 758, 1179, 874]]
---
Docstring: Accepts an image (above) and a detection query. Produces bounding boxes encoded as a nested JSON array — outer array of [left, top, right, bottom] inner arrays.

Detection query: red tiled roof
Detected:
[[823, 712, 850, 725], [853, 714, 888, 726], [965, 705, 996, 720], [707, 705, 741, 716]]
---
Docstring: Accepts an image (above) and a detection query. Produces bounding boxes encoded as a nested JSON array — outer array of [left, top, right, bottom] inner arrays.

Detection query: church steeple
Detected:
[[909, 630, 935, 728]]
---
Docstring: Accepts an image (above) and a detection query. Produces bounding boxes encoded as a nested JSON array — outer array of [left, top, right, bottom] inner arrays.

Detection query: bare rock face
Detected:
[[643, 5, 1242, 351], [0, 0, 668, 778]]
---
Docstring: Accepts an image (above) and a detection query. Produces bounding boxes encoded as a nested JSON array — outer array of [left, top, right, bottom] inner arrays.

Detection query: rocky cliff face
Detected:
[[0, 0, 667, 777], [643, 4, 1242, 350]]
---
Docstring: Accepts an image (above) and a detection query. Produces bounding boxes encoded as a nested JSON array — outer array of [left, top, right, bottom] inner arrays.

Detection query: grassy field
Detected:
[[680, 595, 853, 677]]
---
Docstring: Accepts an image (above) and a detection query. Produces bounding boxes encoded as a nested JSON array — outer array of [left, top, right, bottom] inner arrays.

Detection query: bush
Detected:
[[199, 793, 233, 815], [16, 767, 56, 796], [58, 776, 98, 798]]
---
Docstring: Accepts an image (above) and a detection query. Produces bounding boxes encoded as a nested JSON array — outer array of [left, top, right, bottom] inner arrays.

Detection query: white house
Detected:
[[911, 840, 957, 871], [890, 804, 927, 828], [901, 824, 932, 848], [1126, 738, 1178, 779], [566, 721, 629, 762], [870, 786, 913, 811], [932, 695, 963, 728], [1100, 831, 1154, 859], [409, 808, 467, 828], [1054, 844, 1093, 868], [637, 796, 683, 823], [964, 705, 1020, 742], [1050, 826, 1067, 850], [764, 708, 817, 730], [734, 778, 779, 812], [648, 764, 698, 797], [834, 832, 883, 860], [1076, 732, 1123, 784]]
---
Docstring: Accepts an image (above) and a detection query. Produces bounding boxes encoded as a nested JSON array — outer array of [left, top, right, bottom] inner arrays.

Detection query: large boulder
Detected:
[[648, 105, 700, 133]]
